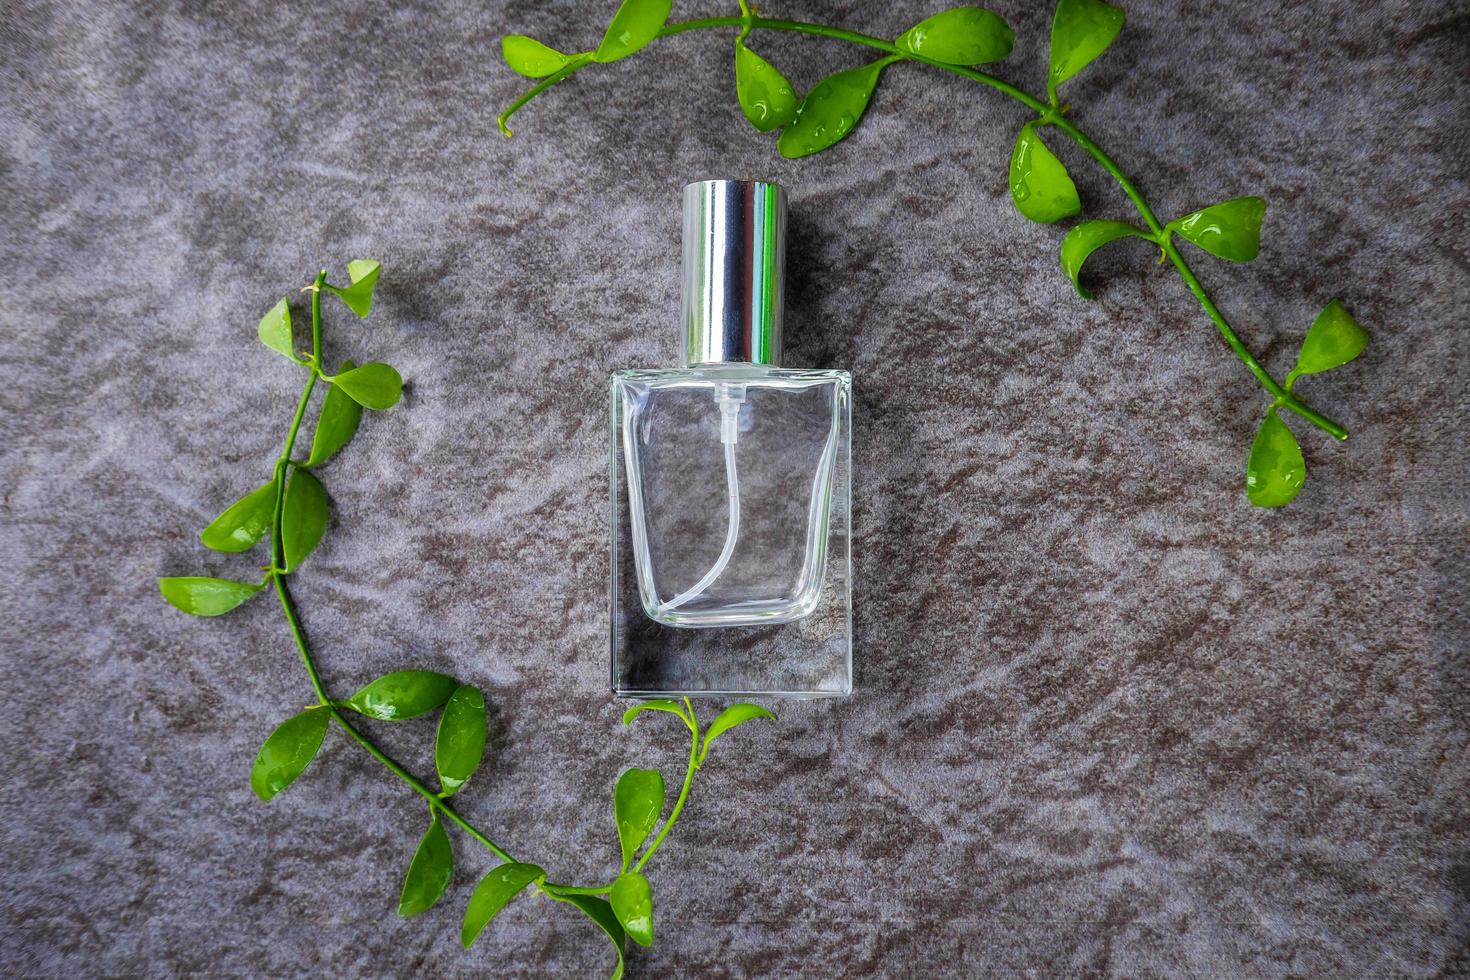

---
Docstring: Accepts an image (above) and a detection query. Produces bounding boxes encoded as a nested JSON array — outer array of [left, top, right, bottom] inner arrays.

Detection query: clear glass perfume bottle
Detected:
[[610, 180, 852, 698]]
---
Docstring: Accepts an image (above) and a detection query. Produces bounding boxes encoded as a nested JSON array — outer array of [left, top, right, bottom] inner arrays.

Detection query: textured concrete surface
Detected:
[[3, 0, 1468, 975]]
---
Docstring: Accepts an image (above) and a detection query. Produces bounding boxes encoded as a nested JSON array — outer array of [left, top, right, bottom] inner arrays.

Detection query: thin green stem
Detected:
[[498, 13, 1349, 440], [498, 54, 591, 136], [633, 708, 700, 874]]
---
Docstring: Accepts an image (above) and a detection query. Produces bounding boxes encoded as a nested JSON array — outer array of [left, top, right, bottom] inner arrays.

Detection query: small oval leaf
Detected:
[[159, 576, 264, 617], [777, 58, 893, 159], [281, 468, 328, 571], [250, 706, 331, 801], [1246, 411, 1306, 508], [257, 297, 295, 360], [461, 862, 545, 948], [399, 811, 454, 917], [621, 699, 685, 725], [609, 872, 654, 948], [1009, 122, 1080, 224], [1294, 299, 1368, 378], [1048, 0, 1126, 100], [734, 42, 797, 132], [199, 480, 277, 553], [304, 359, 363, 467], [332, 362, 403, 411], [1169, 196, 1266, 262], [1059, 220, 1149, 298], [700, 703, 776, 762], [345, 670, 459, 721], [593, 0, 672, 64], [502, 35, 572, 78], [896, 6, 1014, 65], [436, 685, 488, 796], [323, 259, 381, 318], [559, 894, 626, 980], [614, 768, 665, 869]]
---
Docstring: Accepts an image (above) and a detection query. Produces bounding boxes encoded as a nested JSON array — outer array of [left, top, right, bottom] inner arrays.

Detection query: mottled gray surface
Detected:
[[3, 0, 1468, 975]]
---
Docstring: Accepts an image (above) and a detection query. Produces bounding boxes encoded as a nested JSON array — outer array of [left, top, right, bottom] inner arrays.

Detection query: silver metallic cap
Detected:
[[680, 179, 786, 367]]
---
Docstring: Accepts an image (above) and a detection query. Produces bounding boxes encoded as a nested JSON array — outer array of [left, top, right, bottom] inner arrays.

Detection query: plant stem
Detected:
[[633, 708, 700, 874], [498, 13, 1348, 440]]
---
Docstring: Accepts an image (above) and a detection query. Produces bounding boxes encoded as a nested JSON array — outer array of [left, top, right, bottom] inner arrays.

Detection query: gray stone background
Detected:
[[3, 0, 1467, 975]]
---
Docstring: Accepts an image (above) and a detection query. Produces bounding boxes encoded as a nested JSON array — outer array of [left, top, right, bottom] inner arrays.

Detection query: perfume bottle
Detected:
[[610, 180, 852, 698]]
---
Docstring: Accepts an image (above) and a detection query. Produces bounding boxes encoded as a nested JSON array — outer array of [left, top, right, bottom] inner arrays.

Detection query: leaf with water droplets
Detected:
[[698, 703, 776, 764], [502, 35, 572, 78], [777, 58, 893, 159], [399, 810, 453, 917], [558, 894, 626, 980], [896, 6, 1014, 65], [614, 768, 664, 869], [593, 0, 671, 64], [1059, 220, 1149, 298], [435, 684, 488, 796], [250, 706, 331, 801], [1168, 196, 1266, 262], [200, 479, 276, 553], [159, 576, 265, 616], [1293, 299, 1368, 378], [1246, 411, 1305, 508], [461, 862, 545, 948], [734, 41, 797, 132], [609, 872, 654, 947], [621, 699, 686, 725], [1009, 123, 1080, 224], [1048, 0, 1125, 102], [345, 670, 458, 721]]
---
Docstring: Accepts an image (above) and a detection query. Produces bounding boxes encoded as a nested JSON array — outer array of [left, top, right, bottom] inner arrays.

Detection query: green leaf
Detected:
[[699, 703, 776, 763], [1047, 0, 1126, 101], [1059, 219, 1150, 299], [1008, 122, 1080, 224], [502, 35, 572, 78], [345, 670, 458, 721], [199, 480, 276, 553], [398, 811, 454, 917], [281, 468, 328, 571], [609, 872, 654, 948], [323, 259, 381, 318], [1246, 411, 1306, 508], [559, 894, 626, 980], [621, 699, 686, 725], [303, 358, 363, 467], [159, 576, 264, 616], [593, 0, 672, 64], [777, 58, 893, 160], [1293, 299, 1368, 378], [435, 685, 488, 796], [331, 362, 403, 411], [250, 706, 331, 801], [734, 41, 797, 132], [896, 6, 1014, 65], [614, 768, 664, 869], [257, 297, 295, 360], [461, 862, 544, 949], [1168, 196, 1266, 262]]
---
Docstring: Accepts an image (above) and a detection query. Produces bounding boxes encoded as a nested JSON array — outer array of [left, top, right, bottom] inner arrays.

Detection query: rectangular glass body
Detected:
[[610, 364, 852, 698]]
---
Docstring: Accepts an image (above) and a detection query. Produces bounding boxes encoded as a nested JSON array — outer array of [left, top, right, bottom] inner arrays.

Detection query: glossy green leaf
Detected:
[[199, 480, 276, 553], [1293, 299, 1368, 378], [1047, 0, 1125, 101], [734, 41, 797, 132], [609, 872, 654, 948], [614, 768, 664, 869], [699, 703, 776, 763], [250, 706, 331, 801], [559, 894, 626, 980], [257, 297, 295, 360], [1246, 411, 1305, 508], [281, 468, 328, 571], [159, 576, 264, 617], [461, 862, 545, 948], [398, 811, 453, 917], [1169, 196, 1266, 262], [435, 685, 488, 796], [303, 359, 363, 467], [1008, 122, 1080, 224], [777, 58, 893, 160], [502, 35, 572, 78], [621, 699, 686, 725], [1059, 220, 1149, 298], [593, 0, 672, 64], [345, 670, 458, 721], [331, 362, 403, 411], [323, 259, 381, 318], [896, 6, 1014, 65]]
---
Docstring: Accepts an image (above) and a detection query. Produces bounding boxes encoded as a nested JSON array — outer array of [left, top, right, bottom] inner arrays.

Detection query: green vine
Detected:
[[159, 264, 775, 979], [499, 0, 1372, 508]]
